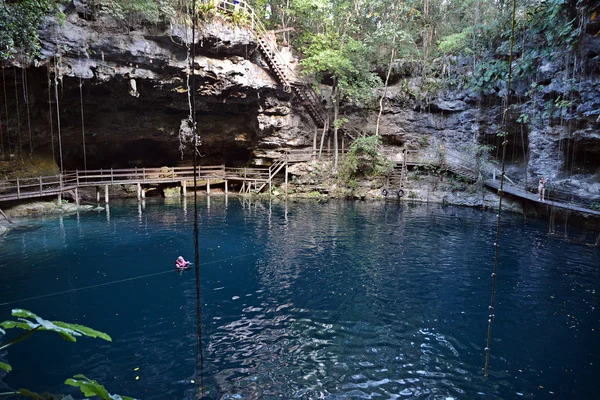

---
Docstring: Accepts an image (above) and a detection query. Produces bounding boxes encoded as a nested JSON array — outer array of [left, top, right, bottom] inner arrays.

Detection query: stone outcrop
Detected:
[[1, 2, 598, 206], [1, 2, 314, 170]]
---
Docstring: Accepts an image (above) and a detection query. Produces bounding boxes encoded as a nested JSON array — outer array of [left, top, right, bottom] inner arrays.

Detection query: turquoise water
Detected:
[[0, 198, 599, 399]]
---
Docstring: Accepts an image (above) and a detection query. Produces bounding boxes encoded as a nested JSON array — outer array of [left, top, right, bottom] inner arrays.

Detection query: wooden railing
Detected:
[[0, 164, 274, 201], [215, 1, 361, 140]]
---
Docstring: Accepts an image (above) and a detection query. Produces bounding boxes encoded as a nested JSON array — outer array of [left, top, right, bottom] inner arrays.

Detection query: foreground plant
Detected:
[[0, 309, 135, 400]]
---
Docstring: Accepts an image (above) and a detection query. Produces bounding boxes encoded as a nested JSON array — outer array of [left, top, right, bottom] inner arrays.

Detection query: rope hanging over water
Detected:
[[47, 64, 56, 165], [0, 252, 261, 307], [2, 64, 10, 155], [21, 58, 33, 156], [13, 66, 22, 161], [190, 0, 205, 396], [54, 55, 64, 173], [484, 0, 517, 378], [79, 52, 88, 170]]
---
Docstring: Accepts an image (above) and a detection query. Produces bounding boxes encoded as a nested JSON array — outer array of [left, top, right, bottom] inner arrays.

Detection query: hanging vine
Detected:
[[483, 0, 518, 378], [13, 66, 22, 161]]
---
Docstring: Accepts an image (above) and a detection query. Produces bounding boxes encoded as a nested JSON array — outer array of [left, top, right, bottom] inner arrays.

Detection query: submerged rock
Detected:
[[4, 202, 96, 218]]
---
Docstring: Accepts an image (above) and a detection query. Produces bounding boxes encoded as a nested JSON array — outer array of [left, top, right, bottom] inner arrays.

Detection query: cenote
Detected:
[[0, 199, 599, 399]]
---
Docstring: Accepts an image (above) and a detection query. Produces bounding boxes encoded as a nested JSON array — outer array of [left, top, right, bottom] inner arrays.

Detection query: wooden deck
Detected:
[[0, 150, 319, 203], [2, 148, 598, 218], [0, 165, 270, 202], [484, 180, 600, 216]]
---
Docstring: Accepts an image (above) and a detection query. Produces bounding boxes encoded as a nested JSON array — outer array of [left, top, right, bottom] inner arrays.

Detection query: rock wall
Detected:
[[337, 13, 600, 204], [0, 2, 315, 170], [1, 2, 598, 205]]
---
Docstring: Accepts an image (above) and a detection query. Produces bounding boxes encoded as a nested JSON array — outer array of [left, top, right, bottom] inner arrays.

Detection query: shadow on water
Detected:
[[0, 197, 599, 399]]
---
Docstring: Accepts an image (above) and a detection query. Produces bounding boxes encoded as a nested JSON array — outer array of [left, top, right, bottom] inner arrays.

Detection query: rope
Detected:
[[0, 252, 261, 307], [79, 53, 87, 170], [54, 55, 64, 173], [22, 60, 33, 156], [190, 0, 205, 397], [0, 80, 3, 158], [484, 0, 517, 378], [13, 67, 22, 161], [2, 64, 9, 154], [47, 65, 56, 165]]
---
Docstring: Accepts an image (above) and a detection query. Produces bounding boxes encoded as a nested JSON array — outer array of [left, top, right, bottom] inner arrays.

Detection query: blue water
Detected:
[[0, 198, 599, 399]]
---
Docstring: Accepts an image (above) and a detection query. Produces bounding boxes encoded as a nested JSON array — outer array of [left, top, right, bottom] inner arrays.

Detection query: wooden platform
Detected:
[[484, 180, 600, 216]]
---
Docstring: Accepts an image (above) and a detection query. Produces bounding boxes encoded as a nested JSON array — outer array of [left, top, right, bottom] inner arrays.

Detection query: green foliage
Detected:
[[0, 361, 12, 372], [516, 113, 529, 124], [196, 1, 218, 21], [65, 375, 136, 400], [438, 27, 474, 55], [301, 32, 381, 101], [339, 135, 392, 179], [1, 309, 112, 344], [0, 0, 65, 60], [0, 309, 130, 399], [471, 59, 507, 91]]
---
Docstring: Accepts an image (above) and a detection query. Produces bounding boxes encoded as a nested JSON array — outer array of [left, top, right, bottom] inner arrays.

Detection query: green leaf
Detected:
[[0, 321, 33, 330], [65, 375, 136, 400], [12, 309, 40, 319], [53, 322, 112, 342], [0, 361, 12, 372], [16, 388, 63, 400], [1, 310, 110, 346], [0, 326, 41, 350], [65, 375, 111, 399]]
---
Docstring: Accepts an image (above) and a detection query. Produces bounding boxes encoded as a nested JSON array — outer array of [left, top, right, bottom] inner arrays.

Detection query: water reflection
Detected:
[[0, 199, 598, 400]]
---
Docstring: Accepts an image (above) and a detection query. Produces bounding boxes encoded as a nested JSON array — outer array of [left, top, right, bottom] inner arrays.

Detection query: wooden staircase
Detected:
[[217, 1, 359, 141], [255, 155, 288, 193]]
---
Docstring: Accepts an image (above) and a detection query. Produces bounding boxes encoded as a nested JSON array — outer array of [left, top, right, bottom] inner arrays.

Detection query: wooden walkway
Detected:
[[484, 179, 600, 216], [2, 147, 598, 217], [0, 150, 317, 203], [0, 165, 267, 203], [386, 150, 600, 216]]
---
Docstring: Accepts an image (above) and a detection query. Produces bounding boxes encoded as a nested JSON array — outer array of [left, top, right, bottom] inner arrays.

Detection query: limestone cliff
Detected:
[[1, 2, 314, 169], [1, 1, 599, 205]]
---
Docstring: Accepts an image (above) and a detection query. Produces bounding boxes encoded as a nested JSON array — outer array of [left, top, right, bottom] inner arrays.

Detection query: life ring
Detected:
[[396, 189, 405, 198], [382, 188, 389, 197], [283, 84, 292, 93]]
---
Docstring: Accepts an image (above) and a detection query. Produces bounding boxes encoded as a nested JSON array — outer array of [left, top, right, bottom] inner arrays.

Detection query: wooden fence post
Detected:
[[17, 177, 20, 199], [39, 176, 42, 194]]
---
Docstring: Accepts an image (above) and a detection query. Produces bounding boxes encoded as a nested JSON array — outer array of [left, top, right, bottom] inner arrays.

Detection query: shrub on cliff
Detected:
[[339, 135, 393, 181]]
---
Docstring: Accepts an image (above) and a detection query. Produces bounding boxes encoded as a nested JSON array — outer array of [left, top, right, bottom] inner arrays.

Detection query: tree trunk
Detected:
[[319, 116, 329, 159], [423, 0, 429, 61], [376, 47, 395, 136], [333, 82, 340, 171]]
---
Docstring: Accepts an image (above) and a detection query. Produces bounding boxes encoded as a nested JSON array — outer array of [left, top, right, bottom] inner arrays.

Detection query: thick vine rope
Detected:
[[190, 0, 205, 397], [484, 0, 518, 378]]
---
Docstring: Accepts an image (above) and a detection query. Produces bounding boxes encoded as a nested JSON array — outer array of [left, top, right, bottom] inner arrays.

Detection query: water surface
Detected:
[[0, 198, 598, 399]]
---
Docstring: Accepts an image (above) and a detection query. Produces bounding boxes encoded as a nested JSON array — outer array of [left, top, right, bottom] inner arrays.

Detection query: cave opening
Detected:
[[561, 138, 600, 175], [482, 121, 530, 166]]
